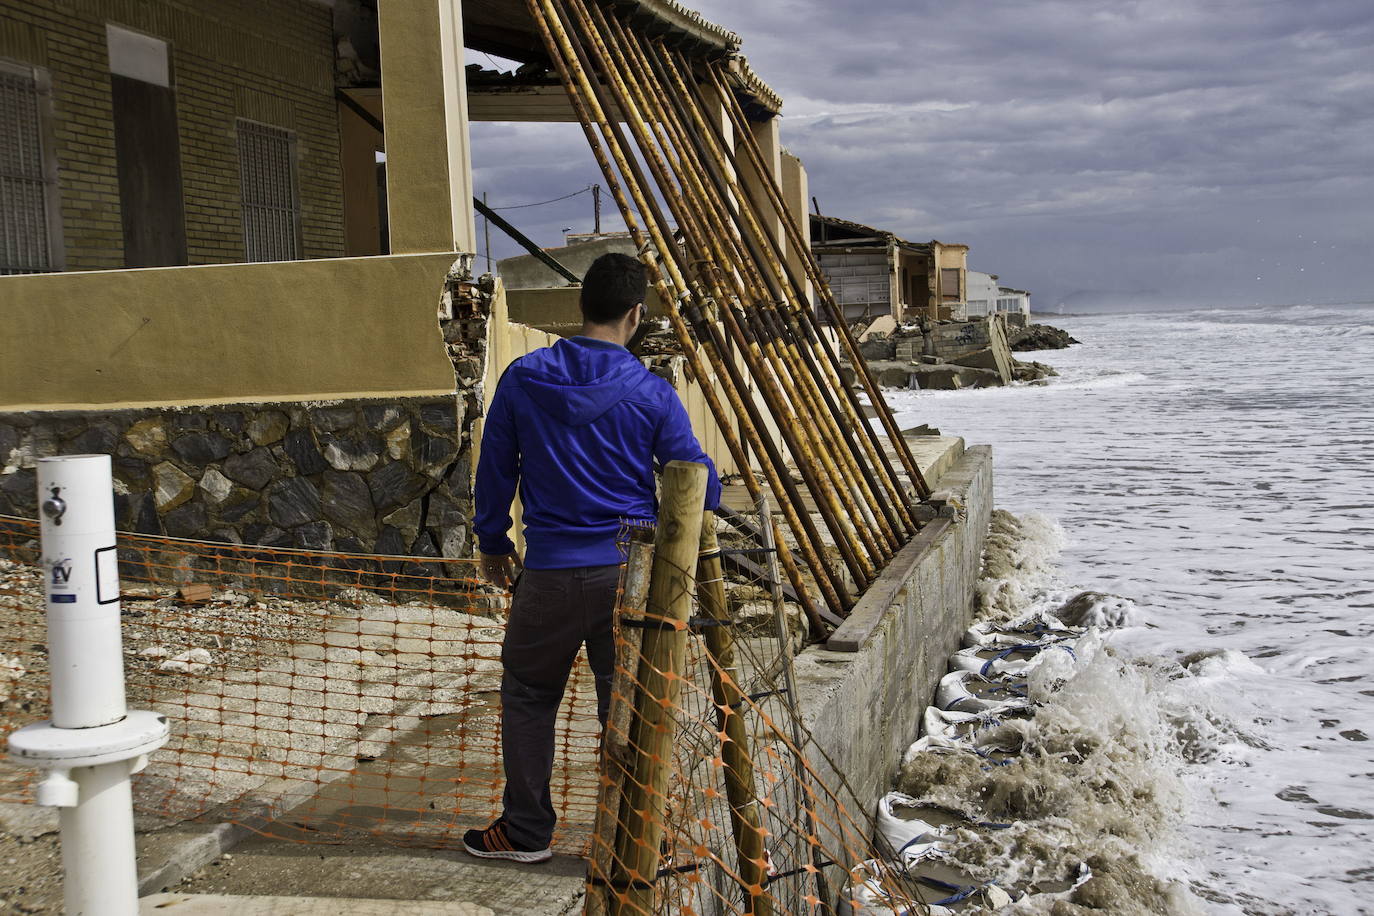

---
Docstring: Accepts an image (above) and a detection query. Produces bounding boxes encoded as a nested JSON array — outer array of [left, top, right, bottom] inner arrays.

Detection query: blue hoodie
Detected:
[[474, 337, 722, 569]]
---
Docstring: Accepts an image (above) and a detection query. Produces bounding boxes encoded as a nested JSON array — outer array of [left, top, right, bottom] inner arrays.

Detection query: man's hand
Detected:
[[479, 551, 523, 591]]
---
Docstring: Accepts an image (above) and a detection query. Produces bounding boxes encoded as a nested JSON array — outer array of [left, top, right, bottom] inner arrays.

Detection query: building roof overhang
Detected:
[[458, 0, 781, 116]]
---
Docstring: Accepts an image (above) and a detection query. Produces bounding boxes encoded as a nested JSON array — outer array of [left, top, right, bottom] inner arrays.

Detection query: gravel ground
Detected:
[[0, 827, 61, 915], [0, 554, 515, 907]]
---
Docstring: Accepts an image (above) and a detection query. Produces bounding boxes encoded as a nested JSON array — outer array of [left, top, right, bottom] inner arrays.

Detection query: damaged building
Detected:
[[0, 7, 1009, 911], [810, 212, 969, 323], [0, 0, 943, 633]]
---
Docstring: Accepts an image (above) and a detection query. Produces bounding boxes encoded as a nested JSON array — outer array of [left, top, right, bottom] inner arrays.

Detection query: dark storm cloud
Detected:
[[470, 1, 1374, 309]]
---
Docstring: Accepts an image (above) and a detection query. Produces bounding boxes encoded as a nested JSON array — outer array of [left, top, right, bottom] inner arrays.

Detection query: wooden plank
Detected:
[[111, 74, 187, 268]]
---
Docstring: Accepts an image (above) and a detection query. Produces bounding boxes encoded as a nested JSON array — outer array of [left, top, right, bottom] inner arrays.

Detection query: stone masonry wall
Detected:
[[0, 398, 470, 557]]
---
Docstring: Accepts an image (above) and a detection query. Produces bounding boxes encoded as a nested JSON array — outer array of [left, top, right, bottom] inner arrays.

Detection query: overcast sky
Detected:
[[469, 0, 1373, 311]]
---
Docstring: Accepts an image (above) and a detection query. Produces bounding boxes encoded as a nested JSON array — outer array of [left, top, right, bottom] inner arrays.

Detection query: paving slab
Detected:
[[172, 836, 585, 916], [142, 894, 493, 914]]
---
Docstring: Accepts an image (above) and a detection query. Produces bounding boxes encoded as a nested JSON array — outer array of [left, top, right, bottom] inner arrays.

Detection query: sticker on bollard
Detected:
[[95, 545, 119, 604]]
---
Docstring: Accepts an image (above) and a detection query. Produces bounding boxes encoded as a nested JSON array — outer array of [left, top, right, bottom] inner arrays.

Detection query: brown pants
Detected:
[[499, 564, 620, 849]]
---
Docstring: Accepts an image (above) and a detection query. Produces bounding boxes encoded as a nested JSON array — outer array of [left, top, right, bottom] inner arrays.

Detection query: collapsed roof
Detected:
[[809, 213, 967, 256]]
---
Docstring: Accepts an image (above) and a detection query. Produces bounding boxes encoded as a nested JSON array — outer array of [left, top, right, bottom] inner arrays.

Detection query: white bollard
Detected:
[[7, 455, 168, 916], [38, 454, 127, 729]]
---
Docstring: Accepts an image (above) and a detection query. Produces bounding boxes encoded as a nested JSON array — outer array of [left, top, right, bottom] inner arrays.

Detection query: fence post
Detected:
[[6, 455, 169, 916], [604, 460, 707, 915], [697, 513, 772, 914], [587, 534, 654, 916]]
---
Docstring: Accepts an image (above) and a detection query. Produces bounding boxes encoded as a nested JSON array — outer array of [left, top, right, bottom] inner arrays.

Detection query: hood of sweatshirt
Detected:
[[511, 337, 648, 427]]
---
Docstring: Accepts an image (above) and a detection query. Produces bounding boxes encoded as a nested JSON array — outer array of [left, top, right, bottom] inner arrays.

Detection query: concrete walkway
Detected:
[[142, 894, 493, 914], [161, 837, 585, 916]]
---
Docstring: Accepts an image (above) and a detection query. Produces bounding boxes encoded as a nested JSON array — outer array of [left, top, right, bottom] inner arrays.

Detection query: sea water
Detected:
[[884, 303, 1374, 915]]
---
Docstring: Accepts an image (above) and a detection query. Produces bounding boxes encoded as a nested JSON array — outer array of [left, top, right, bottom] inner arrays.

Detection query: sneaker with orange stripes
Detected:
[[462, 819, 552, 863]]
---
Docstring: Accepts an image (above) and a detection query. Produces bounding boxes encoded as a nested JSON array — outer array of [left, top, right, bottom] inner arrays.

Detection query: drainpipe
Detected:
[[7, 455, 169, 916]]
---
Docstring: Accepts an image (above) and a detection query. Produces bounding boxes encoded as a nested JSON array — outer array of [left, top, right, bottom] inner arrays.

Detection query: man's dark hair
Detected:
[[580, 253, 647, 324]]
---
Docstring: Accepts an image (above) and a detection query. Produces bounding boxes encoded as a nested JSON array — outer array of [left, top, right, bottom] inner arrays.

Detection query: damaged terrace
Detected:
[[0, 0, 996, 911], [0, 0, 962, 635]]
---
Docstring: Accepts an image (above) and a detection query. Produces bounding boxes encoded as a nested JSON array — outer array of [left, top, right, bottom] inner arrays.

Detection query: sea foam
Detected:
[[897, 512, 1215, 913]]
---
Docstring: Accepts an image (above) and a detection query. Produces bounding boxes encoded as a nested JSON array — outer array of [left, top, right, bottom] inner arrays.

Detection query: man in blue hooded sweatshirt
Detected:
[[464, 252, 721, 863]]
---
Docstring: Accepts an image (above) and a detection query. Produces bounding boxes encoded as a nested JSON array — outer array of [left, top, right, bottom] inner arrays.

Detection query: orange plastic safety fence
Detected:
[[1, 513, 921, 913], [582, 529, 923, 915], [0, 514, 601, 852]]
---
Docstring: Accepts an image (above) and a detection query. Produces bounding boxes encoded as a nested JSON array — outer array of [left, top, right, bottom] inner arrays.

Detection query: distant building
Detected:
[[997, 286, 1031, 318], [966, 271, 1031, 321], [809, 214, 968, 322], [964, 270, 1001, 319], [497, 234, 637, 289]]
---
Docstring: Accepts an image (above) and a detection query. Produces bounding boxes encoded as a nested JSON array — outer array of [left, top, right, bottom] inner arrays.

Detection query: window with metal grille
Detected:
[[1, 62, 59, 275], [237, 119, 301, 262]]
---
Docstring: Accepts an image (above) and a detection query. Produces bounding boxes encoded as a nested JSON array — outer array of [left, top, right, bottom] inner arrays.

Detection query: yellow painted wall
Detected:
[[0, 253, 460, 410], [674, 363, 742, 479]]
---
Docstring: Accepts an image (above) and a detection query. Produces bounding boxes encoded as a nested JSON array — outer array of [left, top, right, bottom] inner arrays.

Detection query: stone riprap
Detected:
[[1009, 323, 1080, 351]]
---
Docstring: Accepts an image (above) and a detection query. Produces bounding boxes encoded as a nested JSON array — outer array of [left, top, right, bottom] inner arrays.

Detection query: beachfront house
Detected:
[[965, 270, 1001, 320], [0, 0, 804, 554], [997, 286, 1032, 319], [966, 271, 1032, 323], [809, 213, 968, 323]]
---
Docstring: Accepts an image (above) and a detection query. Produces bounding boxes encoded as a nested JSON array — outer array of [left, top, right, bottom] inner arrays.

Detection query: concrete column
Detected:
[[739, 116, 784, 252], [376, 0, 476, 254], [699, 80, 737, 217], [888, 240, 902, 321], [780, 150, 813, 309]]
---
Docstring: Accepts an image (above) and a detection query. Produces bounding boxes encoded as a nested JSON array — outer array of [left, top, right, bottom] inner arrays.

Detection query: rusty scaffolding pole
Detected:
[[527, 0, 935, 632]]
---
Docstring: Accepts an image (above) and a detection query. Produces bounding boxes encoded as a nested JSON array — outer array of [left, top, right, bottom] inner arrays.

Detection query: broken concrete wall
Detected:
[[928, 319, 994, 360], [947, 316, 1015, 384]]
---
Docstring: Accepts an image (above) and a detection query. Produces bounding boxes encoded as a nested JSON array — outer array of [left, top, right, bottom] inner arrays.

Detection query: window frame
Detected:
[[940, 267, 962, 302], [0, 57, 64, 274]]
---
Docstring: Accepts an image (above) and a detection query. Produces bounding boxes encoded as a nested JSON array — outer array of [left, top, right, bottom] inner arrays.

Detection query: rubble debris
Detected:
[[1013, 360, 1059, 384], [178, 583, 214, 604], [843, 315, 1073, 390]]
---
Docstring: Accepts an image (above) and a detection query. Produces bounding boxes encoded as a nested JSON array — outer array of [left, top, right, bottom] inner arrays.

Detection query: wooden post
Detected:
[[698, 514, 772, 914], [586, 535, 655, 916], [601, 461, 708, 915]]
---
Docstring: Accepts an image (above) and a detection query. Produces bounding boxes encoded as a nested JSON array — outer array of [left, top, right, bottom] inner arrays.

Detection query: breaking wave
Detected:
[[889, 510, 1241, 914], [884, 304, 1374, 913]]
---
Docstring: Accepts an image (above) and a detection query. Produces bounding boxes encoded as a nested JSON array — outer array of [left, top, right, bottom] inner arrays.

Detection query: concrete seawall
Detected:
[[793, 444, 994, 811]]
